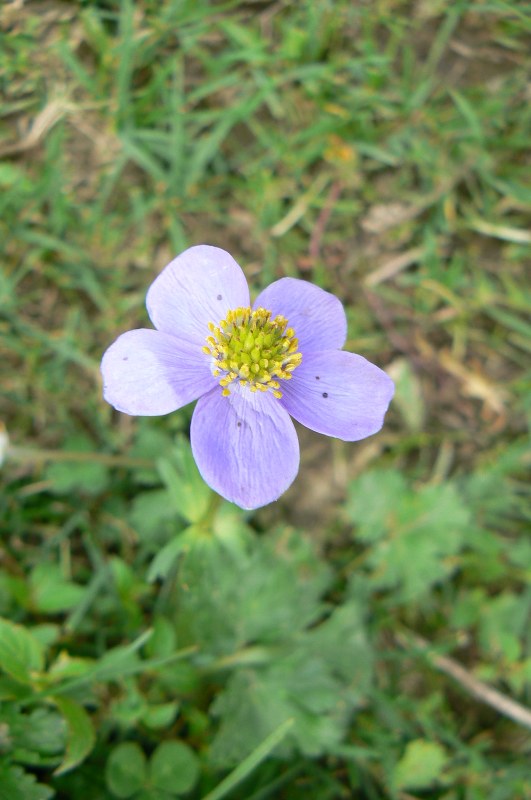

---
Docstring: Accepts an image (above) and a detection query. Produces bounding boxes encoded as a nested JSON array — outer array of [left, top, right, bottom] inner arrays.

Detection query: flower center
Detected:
[[203, 307, 302, 398]]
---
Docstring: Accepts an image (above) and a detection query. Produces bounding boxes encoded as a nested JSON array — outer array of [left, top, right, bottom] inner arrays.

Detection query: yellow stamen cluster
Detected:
[[203, 307, 302, 398]]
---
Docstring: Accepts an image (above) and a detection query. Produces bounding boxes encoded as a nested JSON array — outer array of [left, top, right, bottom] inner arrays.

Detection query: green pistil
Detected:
[[203, 307, 302, 398]]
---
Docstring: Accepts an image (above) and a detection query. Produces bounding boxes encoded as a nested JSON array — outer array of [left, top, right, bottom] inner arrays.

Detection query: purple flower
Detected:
[[101, 245, 394, 509]]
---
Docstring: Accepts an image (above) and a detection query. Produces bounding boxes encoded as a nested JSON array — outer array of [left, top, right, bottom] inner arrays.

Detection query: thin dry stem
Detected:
[[398, 631, 531, 731]]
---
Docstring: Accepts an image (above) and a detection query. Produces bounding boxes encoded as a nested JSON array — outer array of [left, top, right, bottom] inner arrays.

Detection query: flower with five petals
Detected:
[[101, 245, 394, 509]]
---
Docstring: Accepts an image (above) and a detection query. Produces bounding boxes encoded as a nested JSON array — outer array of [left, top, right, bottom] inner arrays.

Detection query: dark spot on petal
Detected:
[[123, 357, 129, 361], [322, 392, 328, 398], [315, 375, 320, 380], [237, 421, 242, 427], [217, 294, 222, 301]]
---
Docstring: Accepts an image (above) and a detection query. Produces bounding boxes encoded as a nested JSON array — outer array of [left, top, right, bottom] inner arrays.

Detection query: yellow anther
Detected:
[[204, 306, 302, 399]]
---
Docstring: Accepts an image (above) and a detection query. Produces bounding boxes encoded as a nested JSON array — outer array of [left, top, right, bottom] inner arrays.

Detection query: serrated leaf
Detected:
[[106, 742, 147, 799], [210, 599, 371, 765], [0, 618, 45, 684], [1, 706, 65, 764], [203, 719, 294, 800], [51, 696, 95, 776], [393, 739, 448, 790], [174, 531, 331, 657], [477, 591, 530, 663], [149, 740, 200, 794], [0, 762, 54, 800], [347, 471, 471, 601]]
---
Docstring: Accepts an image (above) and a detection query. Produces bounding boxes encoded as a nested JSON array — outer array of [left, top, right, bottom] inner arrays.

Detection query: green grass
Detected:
[[1, 1, 530, 798]]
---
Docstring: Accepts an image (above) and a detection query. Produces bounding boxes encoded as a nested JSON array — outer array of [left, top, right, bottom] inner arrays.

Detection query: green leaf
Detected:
[[106, 742, 147, 799], [346, 471, 471, 601], [129, 489, 177, 542], [141, 702, 179, 730], [0, 163, 32, 189], [387, 358, 426, 432], [147, 528, 197, 583], [156, 450, 210, 525], [0, 761, 54, 800], [43, 435, 109, 495], [144, 617, 176, 659], [135, 791, 173, 800], [393, 739, 448, 790], [477, 591, 530, 663], [203, 719, 294, 800], [51, 696, 96, 776], [81, 639, 145, 685], [0, 706, 65, 765], [210, 600, 371, 765], [30, 564, 86, 614], [0, 618, 45, 684], [149, 740, 200, 794], [175, 530, 331, 657]]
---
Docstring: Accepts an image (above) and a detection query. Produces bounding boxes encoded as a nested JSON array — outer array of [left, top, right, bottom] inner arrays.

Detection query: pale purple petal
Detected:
[[191, 385, 300, 509], [280, 350, 394, 441], [101, 329, 216, 416], [146, 245, 250, 345], [253, 278, 347, 353]]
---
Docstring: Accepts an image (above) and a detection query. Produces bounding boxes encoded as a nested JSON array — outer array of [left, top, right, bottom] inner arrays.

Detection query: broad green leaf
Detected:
[[106, 742, 147, 799], [0, 618, 45, 684], [393, 739, 448, 790], [51, 696, 96, 776], [149, 740, 199, 794]]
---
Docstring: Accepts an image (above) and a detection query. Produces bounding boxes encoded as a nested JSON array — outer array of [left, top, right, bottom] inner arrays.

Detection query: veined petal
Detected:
[[253, 277, 347, 352], [101, 329, 216, 416], [280, 350, 394, 441], [146, 245, 250, 344], [191, 385, 300, 509]]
